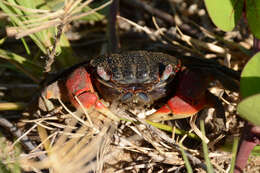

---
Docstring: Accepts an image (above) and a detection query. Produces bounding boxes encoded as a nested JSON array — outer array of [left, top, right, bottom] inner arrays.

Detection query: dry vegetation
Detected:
[[0, 0, 259, 172]]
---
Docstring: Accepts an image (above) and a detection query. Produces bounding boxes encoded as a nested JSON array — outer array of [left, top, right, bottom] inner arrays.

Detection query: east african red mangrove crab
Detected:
[[41, 50, 239, 131]]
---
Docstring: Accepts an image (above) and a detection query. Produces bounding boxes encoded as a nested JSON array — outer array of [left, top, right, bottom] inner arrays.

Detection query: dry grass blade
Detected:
[[75, 95, 94, 127], [21, 116, 115, 173], [117, 15, 153, 35], [69, 0, 93, 15], [137, 118, 205, 166], [68, 0, 112, 22], [19, 89, 117, 172], [189, 115, 209, 143], [0, 102, 26, 111], [126, 118, 186, 165], [58, 98, 92, 127], [177, 30, 229, 56], [15, 19, 61, 39], [4, 0, 111, 39], [152, 16, 203, 56]]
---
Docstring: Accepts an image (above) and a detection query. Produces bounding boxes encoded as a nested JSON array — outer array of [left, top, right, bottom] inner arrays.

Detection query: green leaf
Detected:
[[251, 145, 260, 156], [0, 37, 6, 45], [81, 6, 105, 22], [0, 48, 42, 82], [240, 52, 260, 98], [239, 52, 260, 126], [0, 49, 41, 70], [204, 0, 243, 31], [56, 34, 79, 68], [75, 0, 109, 23], [247, 0, 260, 39], [0, 0, 48, 54], [219, 139, 260, 155], [0, 0, 78, 68], [237, 94, 260, 126]]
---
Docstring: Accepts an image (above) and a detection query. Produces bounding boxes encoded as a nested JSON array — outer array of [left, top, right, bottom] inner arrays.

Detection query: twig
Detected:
[[0, 116, 46, 160], [121, 0, 174, 25], [15, 19, 61, 39], [152, 16, 203, 56], [117, 16, 153, 35], [11, 123, 38, 148], [6, 0, 112, 39], [108, 0, 120, 53], [0, 117, 32, 151], [0, 83, 38, 90], [43, 23, 64, 73]]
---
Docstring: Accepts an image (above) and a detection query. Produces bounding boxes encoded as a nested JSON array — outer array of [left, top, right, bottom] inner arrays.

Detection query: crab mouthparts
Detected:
[[120, 92, 150, 104]]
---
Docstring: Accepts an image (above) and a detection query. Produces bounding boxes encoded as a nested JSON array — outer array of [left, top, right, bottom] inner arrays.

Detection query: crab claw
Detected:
[[66, 66, 96, 108], [66, 66, 119, 121], [147, 69, 209, 121], [146, 94, 206, 121], [147, 68, 226, 127]]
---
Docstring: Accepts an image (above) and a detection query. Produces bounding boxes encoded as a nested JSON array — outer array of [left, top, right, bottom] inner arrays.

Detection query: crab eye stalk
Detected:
[[97, 66, 111, 81], [161, 64, 173, 81]]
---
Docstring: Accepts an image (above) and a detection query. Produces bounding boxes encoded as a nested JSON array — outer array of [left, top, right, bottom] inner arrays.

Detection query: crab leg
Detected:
[[65, 67, 119, 121]]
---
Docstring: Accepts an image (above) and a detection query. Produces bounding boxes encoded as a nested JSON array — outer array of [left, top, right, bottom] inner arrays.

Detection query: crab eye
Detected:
[[97, 66, 111, 81], [161, 64, 173, 81]]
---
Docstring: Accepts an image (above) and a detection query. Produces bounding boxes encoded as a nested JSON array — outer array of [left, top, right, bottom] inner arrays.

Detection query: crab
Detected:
[[40, 51, 239, 141]]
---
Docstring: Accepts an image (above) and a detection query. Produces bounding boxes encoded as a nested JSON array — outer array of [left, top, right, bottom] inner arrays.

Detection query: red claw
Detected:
[[166, 94, 206, 116], [147, 69, 209, 121], [75, 92, 98, 109], [66, 66, 97, 109], [148, 94, 206, 121], [64, 66, 119, 121], [156, 105, 171, 114]]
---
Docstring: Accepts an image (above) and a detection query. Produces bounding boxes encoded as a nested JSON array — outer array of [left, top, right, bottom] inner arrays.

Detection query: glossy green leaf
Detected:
[[204, 0, 243, 31], [237, 94, 260, 126], [247, 0, 260, 39], [238, 51, 260, 128], [240, 52, 260, 98]]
